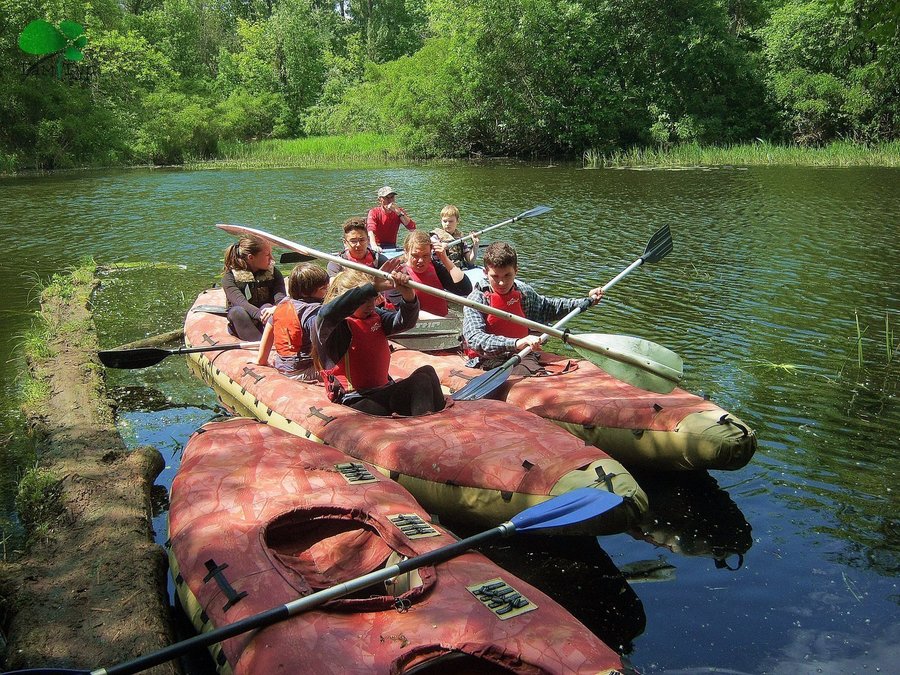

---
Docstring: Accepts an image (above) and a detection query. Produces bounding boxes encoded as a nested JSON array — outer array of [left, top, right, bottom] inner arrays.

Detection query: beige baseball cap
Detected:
[[377, 186, 397, 198]]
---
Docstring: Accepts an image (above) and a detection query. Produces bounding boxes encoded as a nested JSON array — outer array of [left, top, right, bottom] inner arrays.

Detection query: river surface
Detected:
[[1, 164, 897, 673]]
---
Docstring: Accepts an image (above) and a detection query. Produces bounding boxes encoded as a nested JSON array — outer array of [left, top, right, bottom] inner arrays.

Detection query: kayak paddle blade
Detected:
[[511, 488, 623, 532], [451, 364, 513, 401], [518, 205, 552, 220], [573, 334, 682, 394], [279, 251, 315, 264], [98, 347, 170, 369], [640, 224, 673, 264]]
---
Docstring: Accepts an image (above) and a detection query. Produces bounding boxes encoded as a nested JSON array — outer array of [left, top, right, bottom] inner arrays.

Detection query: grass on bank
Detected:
[[186, 132, 413, 169], [583, 140, 900, 168], [192, 134, 900, 170]]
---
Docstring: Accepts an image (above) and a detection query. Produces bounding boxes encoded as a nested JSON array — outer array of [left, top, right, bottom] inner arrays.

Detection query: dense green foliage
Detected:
[[1, 0, 897, 170]]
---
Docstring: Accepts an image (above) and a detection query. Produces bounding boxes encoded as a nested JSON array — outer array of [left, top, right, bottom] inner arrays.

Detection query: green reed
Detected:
[[855, 310, 865, 368], [186, 133, 413, 169], [583, 141, 900, 168]]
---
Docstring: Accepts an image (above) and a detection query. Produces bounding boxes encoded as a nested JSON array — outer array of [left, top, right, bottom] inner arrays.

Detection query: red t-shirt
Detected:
[[366, 206, 416, 247]]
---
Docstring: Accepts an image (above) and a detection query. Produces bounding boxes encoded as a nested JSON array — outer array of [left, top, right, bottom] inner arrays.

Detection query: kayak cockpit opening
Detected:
[[397, 647, 551, 674], [263, 506, 434, 607]]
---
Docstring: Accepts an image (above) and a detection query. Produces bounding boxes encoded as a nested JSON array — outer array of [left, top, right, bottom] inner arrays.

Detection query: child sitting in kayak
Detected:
[[255, 263, 330, 381], [313, 266, 446, 416], [222, 235, 286, 340], [327, 217, 390, 277], [430, 205, 479, 269], [385, 230, 472, 317], [463, 242, 604, 375]]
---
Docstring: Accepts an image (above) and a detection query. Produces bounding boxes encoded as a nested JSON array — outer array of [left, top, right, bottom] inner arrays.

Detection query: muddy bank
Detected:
[[0, 268, 177, 673]]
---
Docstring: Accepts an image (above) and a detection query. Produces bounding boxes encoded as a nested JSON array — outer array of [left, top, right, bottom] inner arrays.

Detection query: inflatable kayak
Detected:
[[184, 289, 648, 535], [169, 418, 631, 674], [388, 346, 757, 471]]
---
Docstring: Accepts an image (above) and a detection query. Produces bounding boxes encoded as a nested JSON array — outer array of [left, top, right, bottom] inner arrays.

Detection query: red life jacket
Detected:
[[464, 286, 529, 360], [484, 287, 529, 338], [405, 262, 449, 316], [346, 249, 377, 268], [272, 301, 304, 357], [324, 313, 391, 399]]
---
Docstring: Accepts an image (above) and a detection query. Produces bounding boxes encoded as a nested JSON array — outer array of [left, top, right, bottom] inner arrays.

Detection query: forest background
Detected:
[[1, 0, 898, 172]]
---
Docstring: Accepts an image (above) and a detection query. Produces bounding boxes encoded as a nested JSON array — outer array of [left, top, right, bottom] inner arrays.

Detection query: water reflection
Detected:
[[477, 534, 647, 654], [628, 469, 753, 569], [2, 165, 898, 673]]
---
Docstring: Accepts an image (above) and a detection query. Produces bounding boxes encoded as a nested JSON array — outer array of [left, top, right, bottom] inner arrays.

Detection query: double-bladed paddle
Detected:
[[445, 205, 552, 248], [9, 488, 622, 675], [453, 225, 674, 400], [217, 221, 683, 393], [280, 247, 404, 264], [98, 341, 260, 369]]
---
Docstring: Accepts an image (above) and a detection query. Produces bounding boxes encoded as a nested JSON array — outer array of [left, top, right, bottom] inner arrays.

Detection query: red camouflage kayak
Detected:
[[388, 345, 757, 471], [169, 417, 632, 674], [183, 288, 647, 535]]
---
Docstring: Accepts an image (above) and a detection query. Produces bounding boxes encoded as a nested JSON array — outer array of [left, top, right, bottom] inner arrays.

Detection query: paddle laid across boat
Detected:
[[215, 221, 683, 393], [183, 287, 648, 534]]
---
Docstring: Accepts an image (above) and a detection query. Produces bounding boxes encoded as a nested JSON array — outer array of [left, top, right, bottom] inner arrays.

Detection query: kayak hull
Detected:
[[184, 289, 648, 535], [169, 418, 629, 674], [388, 346, 757, 472]]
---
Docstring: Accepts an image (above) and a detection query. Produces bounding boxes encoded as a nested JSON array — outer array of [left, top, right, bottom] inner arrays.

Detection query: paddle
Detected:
[[98, 341, 260, 369], [445, 205, 553, 248], [10, 488, 622, 675], [217, 223, 683, 393], [280, 247, 404, 264], [453, 225, 674, 400]]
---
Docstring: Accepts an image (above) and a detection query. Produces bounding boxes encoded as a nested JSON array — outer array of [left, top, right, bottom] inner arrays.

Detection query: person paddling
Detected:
[[327, 216, 390, 277], [463, 242, 604, 375], [431, 205, 479, 269], [313, 266, 446, 416], [366, 186, 416, 252], [255, 263, 330, 380], [385, 230, 472, 317], [222, 235, 286, 340]]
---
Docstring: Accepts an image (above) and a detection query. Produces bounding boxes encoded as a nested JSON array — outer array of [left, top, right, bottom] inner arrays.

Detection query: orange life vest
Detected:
[[272, 301, 304, 357], [406, 262, 449, 316], [324, 313, 391, 400]]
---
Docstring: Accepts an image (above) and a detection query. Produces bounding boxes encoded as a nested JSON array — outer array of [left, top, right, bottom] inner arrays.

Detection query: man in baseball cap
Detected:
[[367, 186, 416, 251]]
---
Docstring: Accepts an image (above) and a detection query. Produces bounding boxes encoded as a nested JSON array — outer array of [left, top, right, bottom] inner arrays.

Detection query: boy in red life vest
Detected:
[[313, 266, 446, 416], [366, 186, 416, 252], [384, 230, 472, 317], [462, 242, 604, 374], [326, 217, 390, 277], [255, 263, 330, 381]]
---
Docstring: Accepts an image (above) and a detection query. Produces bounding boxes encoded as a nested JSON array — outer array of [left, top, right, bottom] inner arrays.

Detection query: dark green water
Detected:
[[1, 165, 897, 673]]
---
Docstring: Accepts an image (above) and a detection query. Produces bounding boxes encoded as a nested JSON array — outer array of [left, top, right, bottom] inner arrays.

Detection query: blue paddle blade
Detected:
[[511, 488, 623, 532]]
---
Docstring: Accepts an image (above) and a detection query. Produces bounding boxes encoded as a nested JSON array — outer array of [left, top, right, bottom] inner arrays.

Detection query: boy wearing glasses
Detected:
[[327, 217, 391, 277]]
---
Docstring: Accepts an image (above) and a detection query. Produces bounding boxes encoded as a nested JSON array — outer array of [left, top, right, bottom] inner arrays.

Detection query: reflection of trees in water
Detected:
[[475, 534, 646, 655], [629, 469, 753, 568], [110, 385, 199, 413]]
